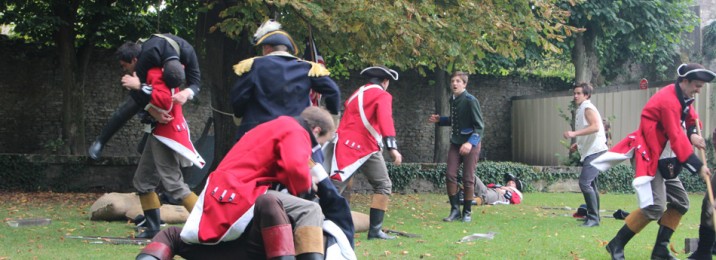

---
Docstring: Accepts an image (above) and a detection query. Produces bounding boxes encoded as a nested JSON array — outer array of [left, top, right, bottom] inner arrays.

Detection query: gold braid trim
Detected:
[[233, 58, 256, 76], [306, 61, 330, 77]]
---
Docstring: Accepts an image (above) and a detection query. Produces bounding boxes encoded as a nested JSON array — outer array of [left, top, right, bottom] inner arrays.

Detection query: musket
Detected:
[[64, 235, 151, 245]]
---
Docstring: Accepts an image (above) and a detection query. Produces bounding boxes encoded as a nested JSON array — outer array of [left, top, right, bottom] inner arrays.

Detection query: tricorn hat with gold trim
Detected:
[[252, 20, 298, 55]]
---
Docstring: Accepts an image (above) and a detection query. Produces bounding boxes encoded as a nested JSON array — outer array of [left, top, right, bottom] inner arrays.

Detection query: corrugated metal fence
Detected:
[[512, 81, 715, 166]]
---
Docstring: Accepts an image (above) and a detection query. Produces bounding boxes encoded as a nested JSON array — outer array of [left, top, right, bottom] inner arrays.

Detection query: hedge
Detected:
[[0, 154, 711, 194]]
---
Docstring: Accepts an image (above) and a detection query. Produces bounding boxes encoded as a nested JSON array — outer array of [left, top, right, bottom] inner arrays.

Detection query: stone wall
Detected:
[[0, 40, 212, 156], [332, 71, 569, 163], [0, 39, 569, 162], [700, 0, 716, 28]]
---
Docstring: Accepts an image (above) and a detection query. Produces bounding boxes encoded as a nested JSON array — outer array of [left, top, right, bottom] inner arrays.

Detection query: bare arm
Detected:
[[563, 108, 600, 138]]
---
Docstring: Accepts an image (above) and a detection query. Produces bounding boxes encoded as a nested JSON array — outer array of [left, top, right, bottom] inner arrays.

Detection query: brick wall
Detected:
[[0, 39, 570, 162]]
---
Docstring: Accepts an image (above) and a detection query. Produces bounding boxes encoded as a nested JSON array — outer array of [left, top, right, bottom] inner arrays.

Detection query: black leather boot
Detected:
[[651, 225, 678, 260], [462, 199, 472, 222], [136, 208, 161, 239], [582, 191, 600, 227], [688, 225, 715, 260], [606, 224, 636, 260], [88, 96, 142, 160], [443, 195, 461, 222], [367, 208, 395, 240]]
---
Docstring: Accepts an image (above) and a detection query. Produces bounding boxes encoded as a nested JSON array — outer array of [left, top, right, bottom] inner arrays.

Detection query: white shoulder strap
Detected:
[[347, 84, 383, 147], [152, 34, 181, 57]]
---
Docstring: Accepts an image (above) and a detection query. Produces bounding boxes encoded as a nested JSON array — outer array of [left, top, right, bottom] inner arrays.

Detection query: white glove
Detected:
[[309, 160, 329, 186]]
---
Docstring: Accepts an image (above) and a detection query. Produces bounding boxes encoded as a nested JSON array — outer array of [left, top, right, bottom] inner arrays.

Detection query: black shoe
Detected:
[[368, 208, 395, 240], [88, 140, 104, 160], [443, 195, 461, 222], [582, 191, 600, 227], [135, 209, 161, 239], [606, 224, 636, 260], [651, 225, 677, 260], [462, 200, 472, 223], [89, 96, 142, 160]]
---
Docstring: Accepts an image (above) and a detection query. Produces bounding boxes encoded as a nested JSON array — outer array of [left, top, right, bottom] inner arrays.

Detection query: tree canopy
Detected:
[[563, 0, 698, 84], [211, 0, 580, 75]]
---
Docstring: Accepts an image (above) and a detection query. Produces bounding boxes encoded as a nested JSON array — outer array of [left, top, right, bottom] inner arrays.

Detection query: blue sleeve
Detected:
[[437, 116, 450, 126], [316, 178, 355, 247], [468, 134, 481, 146]]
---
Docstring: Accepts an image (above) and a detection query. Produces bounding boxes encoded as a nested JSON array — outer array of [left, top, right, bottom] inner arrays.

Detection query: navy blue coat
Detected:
[[231, 53, 340, 140]]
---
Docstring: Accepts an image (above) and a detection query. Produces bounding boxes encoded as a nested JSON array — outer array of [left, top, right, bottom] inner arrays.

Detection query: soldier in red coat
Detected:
[[591, 63, 715, 260], [124, 63, 205, 239], [323, 66, 403, 240], [136, 107, 335, 259]]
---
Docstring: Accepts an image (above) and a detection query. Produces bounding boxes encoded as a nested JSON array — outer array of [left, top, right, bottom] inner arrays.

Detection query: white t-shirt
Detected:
[[575, 100, 608, 161]]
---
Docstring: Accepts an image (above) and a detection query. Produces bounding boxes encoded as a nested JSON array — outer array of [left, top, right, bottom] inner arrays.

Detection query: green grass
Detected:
[[0, 191, 710, 259]]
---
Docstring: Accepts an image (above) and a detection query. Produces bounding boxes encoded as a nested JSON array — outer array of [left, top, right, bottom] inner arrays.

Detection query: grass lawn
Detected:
[[0, 191, 711, 259]]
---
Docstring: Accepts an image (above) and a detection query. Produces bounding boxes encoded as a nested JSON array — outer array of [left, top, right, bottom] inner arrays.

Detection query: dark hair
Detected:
[[451, 71, 469, 84], [574, 82, 593, 99], [115, 42, 141, 63]]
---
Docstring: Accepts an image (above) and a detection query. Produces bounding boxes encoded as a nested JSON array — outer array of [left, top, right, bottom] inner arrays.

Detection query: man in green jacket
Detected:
[[428, 71, 485, 223]]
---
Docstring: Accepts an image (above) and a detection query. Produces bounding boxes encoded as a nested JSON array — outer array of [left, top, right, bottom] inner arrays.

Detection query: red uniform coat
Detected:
[[329, 84, 396, 181], [180, 116, 313, 244], [145, 68, 205, 168], [592, 84, 701, 181]]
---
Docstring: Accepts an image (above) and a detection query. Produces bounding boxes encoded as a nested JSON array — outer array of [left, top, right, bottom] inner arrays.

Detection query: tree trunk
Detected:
[[54, 1, 85, 155], [571, 27, 602, 86], [194, 1, 251, 191], [433, 69, 450, 163]]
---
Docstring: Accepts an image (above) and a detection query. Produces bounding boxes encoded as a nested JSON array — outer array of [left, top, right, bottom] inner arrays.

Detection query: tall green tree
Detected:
[[0, 0, 198, 155], [198, 0, 579, 163], [563, 0, 698, 85]]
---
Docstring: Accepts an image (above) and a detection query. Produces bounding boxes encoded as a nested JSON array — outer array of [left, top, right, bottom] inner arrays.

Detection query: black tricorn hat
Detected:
[[360, 66, 399, 81], [163, 59, 185, 89], [252, 20, 298, 55], [504, 173, 523, 191], [677, 63, 716, 83]]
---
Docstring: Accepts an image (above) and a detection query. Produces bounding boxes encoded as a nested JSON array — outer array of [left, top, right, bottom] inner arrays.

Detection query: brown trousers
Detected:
[[446, 143, 481, 201]]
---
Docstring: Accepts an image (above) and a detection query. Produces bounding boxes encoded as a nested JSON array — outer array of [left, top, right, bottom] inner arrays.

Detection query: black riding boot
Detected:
[[582, 191, 600, 227], [443, 195, 461, 222], [688, 225, 715, 260], [462, 200, 472, 222], [367, 208, 395, 240], [136, 208, 161, 239], [88, 96, 142, 160], [606, 224, 636, 260], [651, 225, 678, 260]]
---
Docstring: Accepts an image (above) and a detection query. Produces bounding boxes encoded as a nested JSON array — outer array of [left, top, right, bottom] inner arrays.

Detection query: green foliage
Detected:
[[42, 138, 65, 154], [0, 1, 199, 48], [387, 161, 711, 194], [0, 155, 87, 192], [0, 155, 48, 192], [704, 22, 716, 60], [214, 1, 580, 75], [562, 0, 698, 81], [474, 161, 537, 192], [555, 101, 581, 166]]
